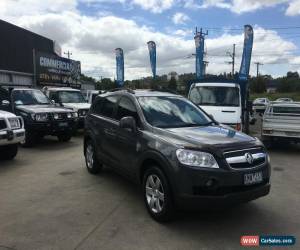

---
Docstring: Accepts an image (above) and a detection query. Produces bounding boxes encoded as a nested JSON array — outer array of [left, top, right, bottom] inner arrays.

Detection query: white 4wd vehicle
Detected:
[[43, 87, 90, 129], [0, 110, 25, 160]]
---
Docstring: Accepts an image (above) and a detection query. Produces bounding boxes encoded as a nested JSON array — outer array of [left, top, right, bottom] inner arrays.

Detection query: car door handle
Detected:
[[104, 128, 115, 136], [222, 110, 236, 113]]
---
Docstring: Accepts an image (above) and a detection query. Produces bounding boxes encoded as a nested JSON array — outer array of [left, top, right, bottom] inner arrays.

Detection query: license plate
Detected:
[[58, 122, 68, 127], [244, 172, 263, 185]]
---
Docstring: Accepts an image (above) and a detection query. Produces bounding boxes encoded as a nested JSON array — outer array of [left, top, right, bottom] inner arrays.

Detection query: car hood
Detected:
[[0, 110, 16, 118], [156, 125, 255, 147], [62, 103, 91, 111], [16, 105, 73, 113]]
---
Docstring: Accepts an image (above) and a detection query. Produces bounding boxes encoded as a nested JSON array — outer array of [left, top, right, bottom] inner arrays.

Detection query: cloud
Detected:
[[285, 0, 300, 16], [172, 12, 190, 25], [131, 0, 175, 13], [184, 0, 300, 16], [0, 0, 299, 79]]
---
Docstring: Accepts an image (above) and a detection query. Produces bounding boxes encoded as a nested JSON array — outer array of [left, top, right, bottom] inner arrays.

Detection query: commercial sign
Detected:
[[115, 48, 124, 87], [147, 41, 156, 79], [194, 30, 205, 80], [35, 51, 81, 88], [239, 25, 254, 81]]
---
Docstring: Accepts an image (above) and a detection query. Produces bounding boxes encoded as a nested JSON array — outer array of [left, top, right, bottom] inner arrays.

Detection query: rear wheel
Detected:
[[85, 140, 102, 174], [143, 166, 174, 222], [0, 144, 18, 160]]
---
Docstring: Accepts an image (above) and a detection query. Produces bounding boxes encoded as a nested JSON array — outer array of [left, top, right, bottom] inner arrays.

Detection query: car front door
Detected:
[[114, 96, 141, 178], [90, 95, 120, 167]]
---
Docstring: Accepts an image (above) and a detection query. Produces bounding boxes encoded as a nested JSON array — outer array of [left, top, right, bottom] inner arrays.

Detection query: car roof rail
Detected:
[[105, 88, 135, 94], [150, 86, 180, 95]]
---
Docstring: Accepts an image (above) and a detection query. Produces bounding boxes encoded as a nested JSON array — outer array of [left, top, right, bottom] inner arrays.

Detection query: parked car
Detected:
[[275, 98, 293, 103], [86, 90, 104, 104], [188, 82, 242, 131], [43, 87, 90, 129], [262, 101, 300, 146], [253, 98, 270, 114], [0, 109, 25, 160], [0, 87, 78, 147], [84, 89, 271, 222]]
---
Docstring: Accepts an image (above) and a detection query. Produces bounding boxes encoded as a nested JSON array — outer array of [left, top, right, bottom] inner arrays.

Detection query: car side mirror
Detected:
[[51, 100, 56, 104], [2, 100, 10, 106], [120, 116, 136, 132]]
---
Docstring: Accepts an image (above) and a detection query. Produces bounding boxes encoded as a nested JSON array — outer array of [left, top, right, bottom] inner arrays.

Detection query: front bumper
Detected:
[[27, 119, 78, 135], [172, 163, 271, 210], [0, 128, 25, 145]]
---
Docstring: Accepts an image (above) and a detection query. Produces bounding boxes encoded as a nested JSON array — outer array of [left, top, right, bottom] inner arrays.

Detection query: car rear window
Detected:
[[272, 106, 300, 115]]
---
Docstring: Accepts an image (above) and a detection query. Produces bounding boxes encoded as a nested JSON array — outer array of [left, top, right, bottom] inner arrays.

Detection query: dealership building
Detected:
[[0, 19, 94, 90]]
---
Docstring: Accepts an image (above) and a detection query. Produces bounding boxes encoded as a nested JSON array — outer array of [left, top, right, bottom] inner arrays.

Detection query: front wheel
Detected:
[[143, 166, 175, 222], [21, 130, 36, 147], [85, 140, 102, 174], [0, 144, 18, 160], [57, 133, 72, 142]]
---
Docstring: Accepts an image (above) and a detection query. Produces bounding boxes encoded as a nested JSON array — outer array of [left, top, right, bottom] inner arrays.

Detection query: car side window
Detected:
[[116, 97, 140, 125], [49, 91, 59, 103], [94, 95, 118, 119]]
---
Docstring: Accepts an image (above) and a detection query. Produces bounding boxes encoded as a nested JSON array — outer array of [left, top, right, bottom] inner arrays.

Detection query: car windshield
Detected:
[[58, 91, 86, 103], [12, 89, 51, 105], [138, 96, 212, 128], [189, 86, 240, 107]]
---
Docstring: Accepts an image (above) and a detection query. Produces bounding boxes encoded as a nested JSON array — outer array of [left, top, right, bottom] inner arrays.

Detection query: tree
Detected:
[[96, 78, 115, 90], [249, 77, 267, 93], [287, 71, 299, 79], [168, 77, 177, 91]]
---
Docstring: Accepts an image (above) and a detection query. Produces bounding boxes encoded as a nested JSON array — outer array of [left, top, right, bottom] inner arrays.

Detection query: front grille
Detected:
[[0, 120, 7, 130], [224, 147, 267, 169]]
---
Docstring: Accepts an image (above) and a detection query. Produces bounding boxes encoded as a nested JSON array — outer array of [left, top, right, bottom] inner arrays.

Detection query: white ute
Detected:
[[0, 110, 25, 160], [262, 101, 300, 146]]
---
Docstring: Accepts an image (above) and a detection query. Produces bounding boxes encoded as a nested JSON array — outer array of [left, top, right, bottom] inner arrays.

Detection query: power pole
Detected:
[[64, 51, 72, 59], [254, 62, 263, 77], [226, 44, 236, 77]]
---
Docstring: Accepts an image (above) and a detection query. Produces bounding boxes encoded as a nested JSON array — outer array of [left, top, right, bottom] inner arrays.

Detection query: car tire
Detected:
[[84, 140, 103, 174], [21, 130, 36, 147], [0, 144, 18, 160], [143, 166, 175, 222], [57, 133, 72, 142]]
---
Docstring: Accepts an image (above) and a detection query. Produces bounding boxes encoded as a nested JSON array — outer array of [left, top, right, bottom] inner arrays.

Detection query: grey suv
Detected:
[[84, 89, 271, 222]]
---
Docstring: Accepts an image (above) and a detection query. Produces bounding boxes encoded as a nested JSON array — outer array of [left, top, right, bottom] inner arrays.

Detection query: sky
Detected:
[[1, 0, 300, 80]]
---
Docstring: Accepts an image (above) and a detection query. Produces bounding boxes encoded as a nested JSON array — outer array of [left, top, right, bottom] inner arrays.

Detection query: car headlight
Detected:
[[32, 113, 48, 122], [72, 112, 78, 118], [67, 113, 72, 119], [53, 113, 59, 120], [176, 149, 219, 168]]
